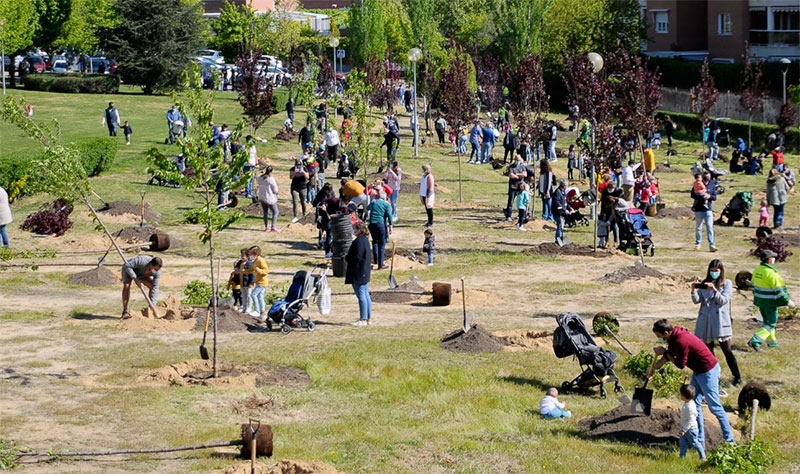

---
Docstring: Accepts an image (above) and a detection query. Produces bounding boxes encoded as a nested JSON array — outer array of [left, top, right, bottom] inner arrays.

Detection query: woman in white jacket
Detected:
[[257, 166, 280, 232], [691, 259, 740, 386], [0, 186, 12, 248]]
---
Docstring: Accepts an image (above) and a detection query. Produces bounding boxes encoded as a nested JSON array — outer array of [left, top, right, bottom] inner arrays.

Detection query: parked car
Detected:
[[86, 57, 109, 73], [266, 66, 292, 86], [197, 49, 225, 66], [52, 60, 69, 73], [22, 55, 46, 73]]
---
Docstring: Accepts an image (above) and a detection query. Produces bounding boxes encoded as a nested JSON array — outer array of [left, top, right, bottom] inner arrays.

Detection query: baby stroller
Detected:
[[564, 187, 591, 228], [617, 208, 655, 257], [553, 313, 623, 399], [165, 120, 184, 144], [717, 190, 753, 227], [256, 266, 329, 335]]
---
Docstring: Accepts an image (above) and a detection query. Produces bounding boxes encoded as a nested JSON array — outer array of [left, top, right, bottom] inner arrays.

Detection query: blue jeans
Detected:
[[352, 283, 372, 321], [250, 285, 266, 314], [368, 222, 388, 267], [0, 224, 9, 247], [481, 142, 493, 163], [680, 428, 706, 459], [541, 196, 553, 221], [390, 189, 399, 220], [772, 203, 785, 228], [244, 166, 255, 197], [542, 407, 571, 419], [691, 362, 735, 444], [427, 251, 434, 265], [555, 213, 565, 242], [469, 142, 480, 162], [694, 210, 715, 247]]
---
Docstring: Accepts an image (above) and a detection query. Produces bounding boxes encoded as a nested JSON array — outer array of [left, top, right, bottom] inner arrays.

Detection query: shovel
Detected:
[[461, 277, 469, 333], [199, 305, 211, 360], [631, 357, 658, 416], [388, 240, 398, 289], [91, 190, 110, 211], [139, 190, 146, 228]]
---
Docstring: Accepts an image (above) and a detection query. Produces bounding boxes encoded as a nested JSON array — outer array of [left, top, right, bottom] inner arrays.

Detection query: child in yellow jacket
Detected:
[[244, 245, 269, 321]]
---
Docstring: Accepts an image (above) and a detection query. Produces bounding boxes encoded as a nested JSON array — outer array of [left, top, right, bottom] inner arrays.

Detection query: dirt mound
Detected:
[[768, 232, 800, 247], [193, 307, 264, 333], [494, 329, 553, 352], [440, 324, 508, 353], [274, 129, 299, 141], [214, 460, 347, 474], [120, 295, 199, 331], [232, 394, 277, 415], [524, 243, 614, 258], [655, 163, 681, 173], [596, 262, 673, 284], [117, 225, 159, 243], [102, 201, 162, 222], [138, 359, 312, 389], [454, 288, 501, 306], [68, 266, 119, 286], [577, 404, 723, 449], [654, 206, 694, 219], [371, 280, 426, 304]]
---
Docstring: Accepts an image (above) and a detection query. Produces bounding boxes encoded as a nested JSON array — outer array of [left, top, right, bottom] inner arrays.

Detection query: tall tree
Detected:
[[434, 0, 492, 52], [0, 0, 37, 88], [692, 58, 720, 135], [56, 0, 116, 53], [493, 0, 550, 68], [507, 54, 549, 132], [348, 0, 390, 67], [437, 45, 475, 129], [739, 42, 767, 147], [102, 0, 206, 94], [474, 54, 503, 115], [236, 40, 275, 133], [32, 0, 72, 50], [402, 0, 443, 61], [211, 0, 254, 64]]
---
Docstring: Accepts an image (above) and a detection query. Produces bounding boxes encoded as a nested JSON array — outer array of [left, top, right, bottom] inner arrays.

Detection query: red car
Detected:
[[23, 56, 46, 73]]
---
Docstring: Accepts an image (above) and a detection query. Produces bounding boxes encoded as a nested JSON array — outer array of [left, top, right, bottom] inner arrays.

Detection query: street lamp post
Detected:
[[408, 47, 422, 157], [780, 58, 791, 105], [587, 52, 604, 253], [329, 37, 339, 121], [1, 20, 6, 96]]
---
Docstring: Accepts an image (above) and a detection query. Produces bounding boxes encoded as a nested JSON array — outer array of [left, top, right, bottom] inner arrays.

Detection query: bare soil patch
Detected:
[[116, 225, 160, 243], [100, 200, 162, 222], [524, 243, 614, 258], [231, 394, 278, 415], [68, 266, 119, 286], [653, 206, 694, 219], [192, 307, 264, 333], [120, 295, 198, 331], [371, 280, 425, 304], [655, 163, 681, 173], [440, 324, 509, 353], [596, 262, 673, 284], [577, 404, 723, 449], [138, 359, 312, 389], [495, 329, 553, 352], [213, 460, 347, 474]]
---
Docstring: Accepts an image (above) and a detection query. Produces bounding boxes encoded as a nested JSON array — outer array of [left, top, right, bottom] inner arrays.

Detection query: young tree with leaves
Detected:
[[0, 0, 37, 88], [342, 69, 379, 178], [474, 55, 503, 118], [236, 40, 275, 133], [146, 67, 248, 377], [693, 58, 721, 135], [739, 43, 767, 147], [507, 54, 549, 135]]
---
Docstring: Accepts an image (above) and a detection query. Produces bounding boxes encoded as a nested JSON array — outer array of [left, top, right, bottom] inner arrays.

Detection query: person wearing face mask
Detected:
[[648, 319, 735, 447], [691, 259, 741, 387], [748, 250, 795, 352]]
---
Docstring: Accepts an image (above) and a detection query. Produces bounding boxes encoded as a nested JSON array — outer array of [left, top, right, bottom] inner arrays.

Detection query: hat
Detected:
[[760, 249, 777, 262]]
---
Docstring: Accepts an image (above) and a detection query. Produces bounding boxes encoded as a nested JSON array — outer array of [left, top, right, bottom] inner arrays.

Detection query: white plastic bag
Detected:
[[317, 287, 331, 315]]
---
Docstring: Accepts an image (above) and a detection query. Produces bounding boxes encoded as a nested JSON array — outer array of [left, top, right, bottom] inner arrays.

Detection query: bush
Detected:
[[705, 438, 774, 474], [182, 280, 214, 305], [20, 199, 74, 236], [622, 350, 685, 398], [0, 153, 36, 202], [22, 73, 120, 94], [656, 111, 800, 149], [75, 138, 118, 177]]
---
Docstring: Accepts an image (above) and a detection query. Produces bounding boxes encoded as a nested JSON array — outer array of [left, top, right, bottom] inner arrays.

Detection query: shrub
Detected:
[[0, 153, 36, 202], [75, 138, 118, 177], [622, 350, 685, 398], [753, 235, 792, 263], [705, 438, 774, 474], [182, 280, 214, 305], [20, 199, 74, 236], [656, 111, 800, 149], [22, 74, 120, 94], [592, 312, 619, 337]]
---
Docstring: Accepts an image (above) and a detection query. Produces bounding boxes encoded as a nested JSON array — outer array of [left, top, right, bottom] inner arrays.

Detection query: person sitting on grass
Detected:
[[539, 387, 571, 419]]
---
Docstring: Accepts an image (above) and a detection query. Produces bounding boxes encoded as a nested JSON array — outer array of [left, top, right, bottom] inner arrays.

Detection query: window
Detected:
[[718, 13, 733, 35], [654, 11, 669, 34]]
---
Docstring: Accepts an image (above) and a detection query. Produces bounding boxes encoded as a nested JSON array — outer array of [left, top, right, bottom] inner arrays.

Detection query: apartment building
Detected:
[[644, 0, 799, 61]]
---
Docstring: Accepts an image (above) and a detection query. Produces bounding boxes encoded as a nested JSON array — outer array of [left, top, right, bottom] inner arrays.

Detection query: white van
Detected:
[[258, 55, 283, 69]]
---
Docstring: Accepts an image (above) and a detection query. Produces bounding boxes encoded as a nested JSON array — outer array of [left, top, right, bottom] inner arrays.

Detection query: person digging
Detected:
[[121, 256, 162, 319], [748, 249, 795, 352]]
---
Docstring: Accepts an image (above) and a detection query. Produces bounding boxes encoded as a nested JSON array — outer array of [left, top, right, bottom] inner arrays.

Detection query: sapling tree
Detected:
[[342, 69, 379, 177], [474, 55, 503, 116], [236, 39, 275, 134], [506, 53, 548, 133], [364, 52, 396, 111], [693, 58, 720, 135], [317, 56, 334, 100], [146, 65, 248, 377], [739, 42, 767, 147]]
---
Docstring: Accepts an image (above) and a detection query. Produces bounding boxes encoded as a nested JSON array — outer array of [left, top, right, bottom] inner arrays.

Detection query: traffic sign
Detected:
[[336, 49, 345, 59]]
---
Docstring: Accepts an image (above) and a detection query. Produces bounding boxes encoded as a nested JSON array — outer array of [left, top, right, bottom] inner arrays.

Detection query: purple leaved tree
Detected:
[[693, 58, 720, 135], [474, 55, 503, 118], [236, 40, 274, 133], [739, 42, 767, 147], [506, 54, 549, 133]]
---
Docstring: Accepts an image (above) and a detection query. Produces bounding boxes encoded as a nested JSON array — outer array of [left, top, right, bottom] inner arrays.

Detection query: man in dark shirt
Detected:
[[504, 153, 527, 221], [648, 319, 734, 446], [298, 122, 312, 153]]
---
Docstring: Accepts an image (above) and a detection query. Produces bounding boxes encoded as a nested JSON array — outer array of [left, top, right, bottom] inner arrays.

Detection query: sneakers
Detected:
[[351, 319, 367, 326], [250, 313, 267, 323], [732, 377, 742, 387], [121, 310, 131, 320], [506, 217, 513, 222], [325, 252, 333, 258], [710, 246, 718, 253], [427, 263, 434, 266], [719, 389, 728, 398], [518, 226, 527, 231], [248, 310, 261, 318], [270, 227, 282, 233], [291, 217, 299, 223], [767, 341, 779, 348], [264, 227, 270, 232], [563, 411, 572, 418], [695, 245, 702, 251], [748, 340, 764, 353]]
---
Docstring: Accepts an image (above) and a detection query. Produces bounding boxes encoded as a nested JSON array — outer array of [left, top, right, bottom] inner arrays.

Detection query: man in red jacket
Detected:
[[648, 319, 734, 446]]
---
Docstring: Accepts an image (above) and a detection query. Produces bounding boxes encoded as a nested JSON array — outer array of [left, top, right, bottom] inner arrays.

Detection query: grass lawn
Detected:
[[2, 85, 800, 474]]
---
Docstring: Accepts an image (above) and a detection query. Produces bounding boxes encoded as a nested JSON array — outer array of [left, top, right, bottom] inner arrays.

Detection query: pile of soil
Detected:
[[120, 295, 199, 331], [440, 324, 508, 353], [117, 225, 159, 243], [454, 287, 502, 306], [274, 129, 299, 141], [578, 404, 723, 449], [192, 307, 264, 333], [654, 206, 695, 219], [138, 359, 312, 389], [655, 163, 681, 173], [524, 243, 614, 258], [371, 280, 426, 304], [68, 266, 119, 286], [214, 460, 347, 474], [494, 329, 553, 352], [101, 200, 162, 223], [596, 262, 673, 284]]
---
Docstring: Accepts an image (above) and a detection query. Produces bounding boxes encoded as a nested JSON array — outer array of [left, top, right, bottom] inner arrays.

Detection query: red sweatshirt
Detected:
[[667, 326, 717, 374]]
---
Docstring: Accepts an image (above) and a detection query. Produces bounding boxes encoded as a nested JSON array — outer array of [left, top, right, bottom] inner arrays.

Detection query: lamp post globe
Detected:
[[587, 52, 603, 251], [588, 52, 604, 74], [780, 58, 790, 105], [408, 48, 422, 157], [329, 37, 340, 120]]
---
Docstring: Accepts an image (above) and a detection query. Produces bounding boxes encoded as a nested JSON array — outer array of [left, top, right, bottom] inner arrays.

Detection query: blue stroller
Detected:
[[256, 266, 329, 335]]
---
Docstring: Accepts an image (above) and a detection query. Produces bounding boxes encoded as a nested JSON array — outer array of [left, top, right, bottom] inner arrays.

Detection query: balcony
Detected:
[[750, 30, 800, 46]]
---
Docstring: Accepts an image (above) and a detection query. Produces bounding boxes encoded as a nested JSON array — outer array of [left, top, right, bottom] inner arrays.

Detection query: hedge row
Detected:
[[22, 74, 121, 94], [0, 138, 117, 202], [648, 58, 799, 97]]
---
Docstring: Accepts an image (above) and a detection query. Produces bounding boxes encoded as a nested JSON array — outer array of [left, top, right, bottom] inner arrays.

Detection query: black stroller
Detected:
[[717, 191, 753, 227], [553, 313, 623, 398], [256, 266, 329, 335], [616, 208, 655, 257]]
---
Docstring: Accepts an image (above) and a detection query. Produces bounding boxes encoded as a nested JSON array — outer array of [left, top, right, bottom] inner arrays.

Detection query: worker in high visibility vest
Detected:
[[749, 249, 794, 352]]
